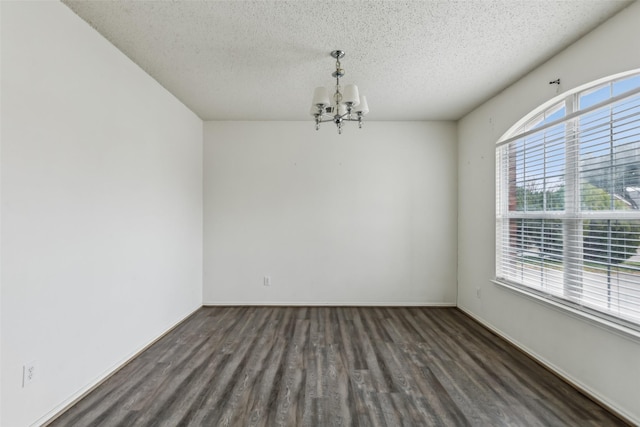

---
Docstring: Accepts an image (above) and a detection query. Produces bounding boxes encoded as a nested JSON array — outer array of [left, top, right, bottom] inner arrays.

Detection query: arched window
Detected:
[[495, 71, 640, 331]]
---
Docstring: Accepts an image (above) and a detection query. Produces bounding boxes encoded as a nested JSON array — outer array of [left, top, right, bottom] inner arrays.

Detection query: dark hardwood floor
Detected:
[[48, 307, 627, 426]]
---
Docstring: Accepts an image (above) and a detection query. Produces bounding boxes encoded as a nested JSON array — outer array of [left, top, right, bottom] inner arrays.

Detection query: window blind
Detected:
[[496, 75, 640, 329]]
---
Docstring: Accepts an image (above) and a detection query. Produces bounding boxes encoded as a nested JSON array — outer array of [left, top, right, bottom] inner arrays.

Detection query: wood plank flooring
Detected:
[[48, 307, 627, 426]]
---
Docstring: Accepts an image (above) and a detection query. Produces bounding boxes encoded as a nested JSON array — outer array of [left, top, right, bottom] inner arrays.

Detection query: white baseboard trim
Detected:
[[457, 306, 637, 426], [37, 305, 202, 427], [203, 301, 456, 307]]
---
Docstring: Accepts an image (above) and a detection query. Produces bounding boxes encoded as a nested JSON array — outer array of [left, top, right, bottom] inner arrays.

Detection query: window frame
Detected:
[[494, 71, 640, 338]]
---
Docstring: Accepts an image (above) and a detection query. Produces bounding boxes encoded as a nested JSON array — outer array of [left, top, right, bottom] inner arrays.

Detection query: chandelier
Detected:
[[310, 50, 369, 134]]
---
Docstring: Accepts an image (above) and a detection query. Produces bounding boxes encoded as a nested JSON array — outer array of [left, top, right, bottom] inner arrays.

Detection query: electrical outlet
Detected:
[[263, 276, 271, 287], [476, 288, 481, 299], [23, 361, 37, 387]]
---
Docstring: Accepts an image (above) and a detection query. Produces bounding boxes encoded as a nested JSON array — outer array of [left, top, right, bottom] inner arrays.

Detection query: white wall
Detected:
[[1, 2, 203, 426], [204, 121, 457, 305], [458, 2, 640, 423]]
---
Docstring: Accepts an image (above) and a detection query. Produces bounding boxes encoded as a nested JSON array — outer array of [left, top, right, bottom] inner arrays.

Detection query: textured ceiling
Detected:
[[62, 0, 632, 121]]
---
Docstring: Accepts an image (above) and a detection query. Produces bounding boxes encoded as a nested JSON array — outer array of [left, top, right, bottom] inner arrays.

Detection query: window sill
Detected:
[[492, 279, 640, 343]]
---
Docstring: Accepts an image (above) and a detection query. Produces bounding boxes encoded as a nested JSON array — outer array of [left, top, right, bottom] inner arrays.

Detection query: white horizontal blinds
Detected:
[[496, 73, 640, 328], [578, 92, 640, 213], [513, 122, 566, 213], [497, 218, 565, 295], [497, 106, 567, 297], [568, 220, 640, 322], [570, 87, 640, 324]]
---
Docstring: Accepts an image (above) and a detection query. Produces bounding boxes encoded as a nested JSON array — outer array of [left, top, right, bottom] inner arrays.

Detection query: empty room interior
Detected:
[[2, 0, 640, 425]]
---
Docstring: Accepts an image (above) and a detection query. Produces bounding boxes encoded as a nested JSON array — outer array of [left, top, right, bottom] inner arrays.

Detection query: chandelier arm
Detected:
[[314, 109, 332, 119]]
